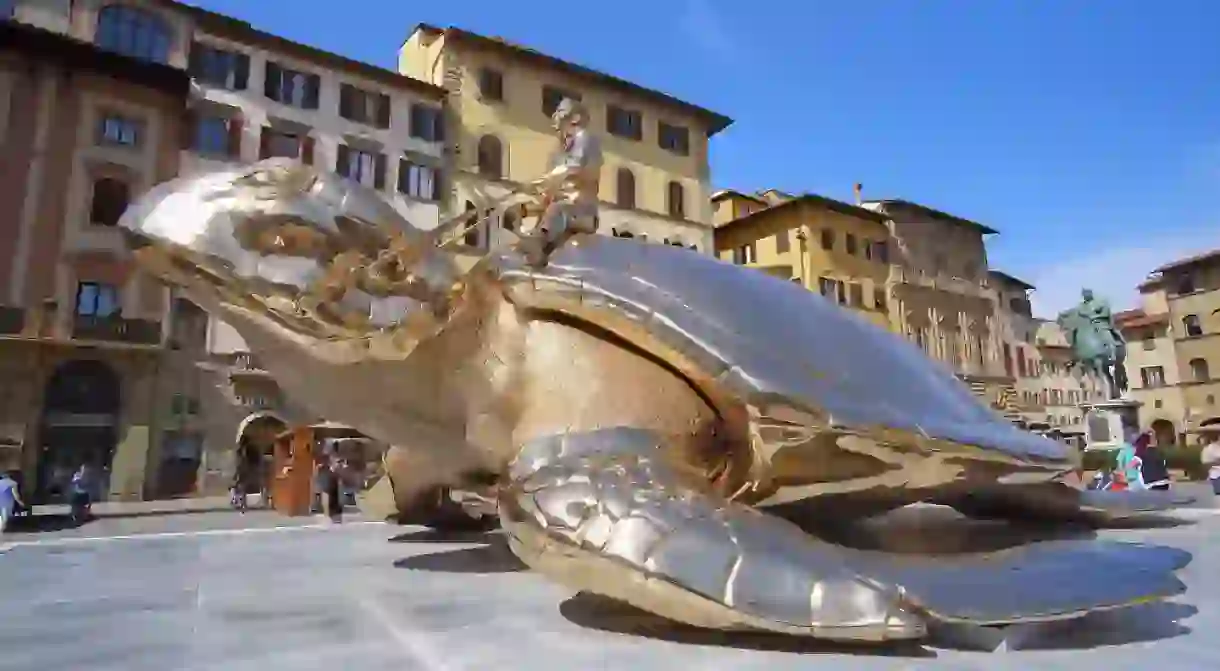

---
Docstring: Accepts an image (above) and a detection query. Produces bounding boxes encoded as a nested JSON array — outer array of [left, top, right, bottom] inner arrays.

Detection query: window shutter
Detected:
[[432, 108, 444, 142], [335, 144, 350, 177], [375, 94, 391, 129], [263, 62, 281, 100], [408, 104, 422, 139], [258, 126, 271, 159], [301, 136, 315, 165], [397, 159, 408, 193], [226, 116, 243, 159], [373, 153, 387, 189], [304, 75, 321, 109], [187, 41, 204, 78], [180, 108, 197, 150], [233, 53, 250, 90], [338, 84, 353, 120]]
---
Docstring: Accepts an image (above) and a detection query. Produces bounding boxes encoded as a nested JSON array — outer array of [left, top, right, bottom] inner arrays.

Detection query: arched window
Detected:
[[476, 135, 503, 179], [615, 168, 636, 209], [1190, 357, 1211, 382], [96, 5, 173, 64], [90, 178, 130, 227], [666, 180, 685, 219]]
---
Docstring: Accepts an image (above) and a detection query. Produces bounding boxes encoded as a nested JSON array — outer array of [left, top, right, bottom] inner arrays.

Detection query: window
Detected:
[[398, 159, 439, 201], [542, 86, 580, 117], [98, 114, 141, 147], [259, 128, 313, 163], [188, 42, 250, 90], [658, 121, 690, 156], [848, 283, 864, 307], [874, 287, 887, 311], [1190, 358, 1211, 382], [408, 104, 444, 142], [193, 115, 240, 158], [818, 277, 836, 300], [732, 244, 756, 265], [339, 84, 391, 129], [1175, 273, 1195, 295], [1140, 366, 1165, 388], [835, 280, 847, 306], [615, 168, 636, 209], [477, 135, 503, 179], [962, 261, 978, 279], [95, 5, 172, 63], [666, 181, 685, 218], [845, 234, 857, 255], [75, 282, 120, 318], [607, 105, 642, 140], [872, 240, 889, 263], [1142, 337, 1156, 351], [336, 145, 386, 189], [263, 62, 320, 109], [89, 178, 129, 227], [478, 67, 504, 102], [170, 394, 200, 416], [1183, 314, 1203, 337], [774, 230, 789, 254], [819, 229, 834, 251]]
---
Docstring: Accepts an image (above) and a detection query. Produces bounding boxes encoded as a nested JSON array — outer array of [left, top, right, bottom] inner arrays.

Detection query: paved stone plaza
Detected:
[[1, 503, 1219, 671]]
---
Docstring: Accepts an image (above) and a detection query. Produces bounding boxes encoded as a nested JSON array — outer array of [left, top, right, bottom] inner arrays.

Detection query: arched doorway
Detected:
[[37, 359, 121, 502], [1150, 418, 1177, 447], [235, 412, 288, 497]]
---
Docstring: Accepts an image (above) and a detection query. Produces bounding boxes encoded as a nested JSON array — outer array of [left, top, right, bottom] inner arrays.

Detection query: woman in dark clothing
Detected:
[[1135, 431, 1171, 490]]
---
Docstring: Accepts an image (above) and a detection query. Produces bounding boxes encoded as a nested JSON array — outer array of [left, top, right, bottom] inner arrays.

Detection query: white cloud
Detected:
[[1028, 233, 1220, 318], [679, 0, 736, 58]]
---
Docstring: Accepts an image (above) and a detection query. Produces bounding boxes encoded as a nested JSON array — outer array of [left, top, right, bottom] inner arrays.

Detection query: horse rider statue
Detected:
[[1056, 288, 1129, 400]]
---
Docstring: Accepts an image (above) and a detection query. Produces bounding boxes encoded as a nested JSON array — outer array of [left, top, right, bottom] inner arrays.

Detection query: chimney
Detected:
[[853, 183, 863, 205]]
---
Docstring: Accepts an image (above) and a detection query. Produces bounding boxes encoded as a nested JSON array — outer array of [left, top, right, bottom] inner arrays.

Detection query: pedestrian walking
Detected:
[[1200, 430, 1220, 496], [315, 440, 343, 523], [1134, 431, 1171, 490], [0, 470, 26, 537], [69, 463, 95, 526]]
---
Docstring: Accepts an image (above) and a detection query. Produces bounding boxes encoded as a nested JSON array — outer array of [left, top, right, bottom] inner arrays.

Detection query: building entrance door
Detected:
[[36, 359, 121, 503]]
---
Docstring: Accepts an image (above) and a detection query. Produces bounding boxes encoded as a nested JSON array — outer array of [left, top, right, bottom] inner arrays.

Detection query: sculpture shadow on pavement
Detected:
[[392, 532, 526, 574]]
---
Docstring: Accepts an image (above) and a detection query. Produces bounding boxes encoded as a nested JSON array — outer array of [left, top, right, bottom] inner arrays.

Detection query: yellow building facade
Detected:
[[398, 24, 731, 253], [712, 192, 893, 328]]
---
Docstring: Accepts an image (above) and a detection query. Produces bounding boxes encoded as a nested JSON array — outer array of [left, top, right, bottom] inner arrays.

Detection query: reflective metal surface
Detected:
[[120, 158, 1190, 643]]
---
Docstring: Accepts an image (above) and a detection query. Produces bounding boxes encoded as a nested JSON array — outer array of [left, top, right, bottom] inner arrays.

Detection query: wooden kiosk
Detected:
[[269, 422, 370, 517]]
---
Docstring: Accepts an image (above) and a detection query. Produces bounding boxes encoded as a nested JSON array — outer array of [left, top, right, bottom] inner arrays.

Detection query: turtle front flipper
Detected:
[[499, 428, 1191, 640], [498, 427, 927, 642]]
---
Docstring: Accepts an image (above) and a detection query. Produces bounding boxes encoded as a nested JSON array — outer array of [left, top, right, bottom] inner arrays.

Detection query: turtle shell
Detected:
[[489, 235, 1071, 489]]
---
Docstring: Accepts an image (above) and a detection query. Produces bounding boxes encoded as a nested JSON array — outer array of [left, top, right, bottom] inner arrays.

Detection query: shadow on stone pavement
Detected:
[[557, 591, 937, 658], [388, 528, 501, 544], [393, 535, 526, 573], [5, 513, 81, 533]]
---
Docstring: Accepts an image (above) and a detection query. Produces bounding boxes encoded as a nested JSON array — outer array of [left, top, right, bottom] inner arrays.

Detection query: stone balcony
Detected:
[[71, 314, 163, 346]]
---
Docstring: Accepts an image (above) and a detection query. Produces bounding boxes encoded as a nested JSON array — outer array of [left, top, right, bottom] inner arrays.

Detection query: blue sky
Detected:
[[188, 0, 1218, 317]]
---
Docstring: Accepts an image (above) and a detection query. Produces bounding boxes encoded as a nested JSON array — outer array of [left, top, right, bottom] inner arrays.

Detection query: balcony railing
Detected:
[[72, 314, 162, 345], [0, 307, 24, 336]]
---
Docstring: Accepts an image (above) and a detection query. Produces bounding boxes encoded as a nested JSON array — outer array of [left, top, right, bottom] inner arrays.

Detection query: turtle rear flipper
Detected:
[[940, 482, 1192, 526]]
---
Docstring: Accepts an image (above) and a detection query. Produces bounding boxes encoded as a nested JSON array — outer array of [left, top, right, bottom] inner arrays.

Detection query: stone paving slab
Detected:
[[0, 510, 1218, 671]]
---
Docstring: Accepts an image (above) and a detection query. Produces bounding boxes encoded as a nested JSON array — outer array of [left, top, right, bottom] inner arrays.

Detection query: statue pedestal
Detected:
[[1079, 399, 1141, 451]]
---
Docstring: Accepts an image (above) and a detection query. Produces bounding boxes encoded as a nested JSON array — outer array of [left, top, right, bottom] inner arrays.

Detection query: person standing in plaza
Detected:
[[1199, 430, 1220, 496], [69, 463, 96, 526], [0, 470, 26, 537], [1134, 431, 1171, 491]]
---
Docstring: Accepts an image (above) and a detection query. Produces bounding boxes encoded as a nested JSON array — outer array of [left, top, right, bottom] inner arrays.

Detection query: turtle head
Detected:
[[119, 159, 462, 342]]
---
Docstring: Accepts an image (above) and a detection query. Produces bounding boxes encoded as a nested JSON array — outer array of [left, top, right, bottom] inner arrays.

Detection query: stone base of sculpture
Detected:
[[1080, 399, 1142, 451]]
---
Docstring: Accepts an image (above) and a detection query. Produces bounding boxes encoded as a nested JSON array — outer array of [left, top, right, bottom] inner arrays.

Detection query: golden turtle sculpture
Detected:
[[119, 159, 1190, 643]]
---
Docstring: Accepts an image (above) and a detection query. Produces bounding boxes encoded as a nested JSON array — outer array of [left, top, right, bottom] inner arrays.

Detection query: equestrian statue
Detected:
[[1057, 288, 1129, 400]]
